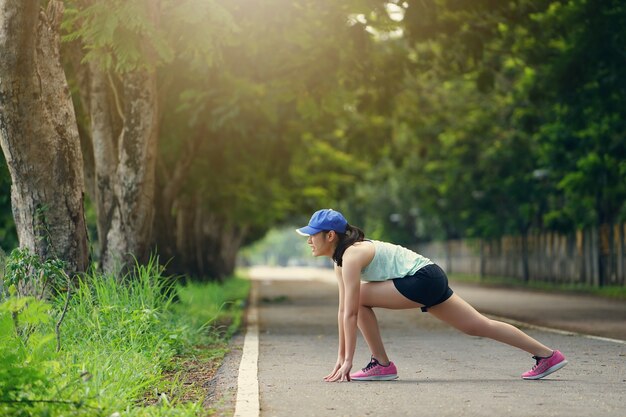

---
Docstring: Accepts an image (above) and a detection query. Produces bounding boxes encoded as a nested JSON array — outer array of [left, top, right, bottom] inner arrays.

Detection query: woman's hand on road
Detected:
[[323, 360, 343, 381], [326, 362, 353, 382]]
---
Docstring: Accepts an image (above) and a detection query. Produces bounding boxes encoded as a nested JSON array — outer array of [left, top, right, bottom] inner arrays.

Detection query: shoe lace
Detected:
[[530, 356, 543, 370], [362, 357, 380, 372]]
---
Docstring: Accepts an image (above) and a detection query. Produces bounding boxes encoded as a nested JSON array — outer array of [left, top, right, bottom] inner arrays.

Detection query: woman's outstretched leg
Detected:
[[428, 294, 553, 357]]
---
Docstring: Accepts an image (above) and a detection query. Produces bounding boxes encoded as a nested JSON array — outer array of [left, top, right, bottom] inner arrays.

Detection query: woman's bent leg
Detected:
[[358, 281, 426, 364], [357, 306, 389, 364], [428, 294, 553, 357]]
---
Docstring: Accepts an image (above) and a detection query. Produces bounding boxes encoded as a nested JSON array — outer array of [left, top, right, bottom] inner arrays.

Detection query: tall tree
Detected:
[[64, 0, 174, 272], [63, 0, 242, 274], [524, 0, 626, 284], [151, 0, 381, 279], [0, 0, 89, 277]]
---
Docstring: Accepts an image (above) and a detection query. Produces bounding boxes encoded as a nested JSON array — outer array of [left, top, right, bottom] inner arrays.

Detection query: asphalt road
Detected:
[[248, 267, 626, 417]]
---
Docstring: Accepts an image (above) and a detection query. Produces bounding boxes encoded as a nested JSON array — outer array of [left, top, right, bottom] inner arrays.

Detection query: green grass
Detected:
[[0, 257, 250, 417], [449, 273, 626, 300]]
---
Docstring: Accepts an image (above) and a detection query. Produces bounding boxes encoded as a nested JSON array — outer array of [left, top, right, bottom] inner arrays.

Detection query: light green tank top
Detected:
[[361, 240, 433, 281]]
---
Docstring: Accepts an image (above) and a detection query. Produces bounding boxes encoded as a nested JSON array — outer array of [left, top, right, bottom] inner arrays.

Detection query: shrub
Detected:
[[0, 250, 250, 416]]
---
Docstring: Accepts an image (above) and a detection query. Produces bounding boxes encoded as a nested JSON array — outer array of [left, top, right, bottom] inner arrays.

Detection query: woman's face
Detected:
[[307, 231, 336, 257]]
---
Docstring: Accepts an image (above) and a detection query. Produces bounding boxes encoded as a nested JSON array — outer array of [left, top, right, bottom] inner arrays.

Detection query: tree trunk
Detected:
[[66, 0, 161, 274], [197, 214, 247, 282], [219, 223, 247, 279], [0, 0, 89, 276], [87, 63, 118, 268], [100, 69, 159, 273], [169, 194, 247, 281], [153, 131, 204, 268], [64, 39, 96, 203]]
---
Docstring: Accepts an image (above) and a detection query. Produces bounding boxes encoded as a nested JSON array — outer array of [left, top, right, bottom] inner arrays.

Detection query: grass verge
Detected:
[[449, 273, 626, 300], [0, 256, 250, 417]]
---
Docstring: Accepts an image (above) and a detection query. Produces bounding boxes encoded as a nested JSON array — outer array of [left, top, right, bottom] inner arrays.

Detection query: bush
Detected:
[[0, 250, 250, 416]]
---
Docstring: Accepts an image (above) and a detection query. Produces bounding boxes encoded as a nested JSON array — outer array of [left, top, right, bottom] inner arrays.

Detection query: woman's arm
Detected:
[[324, 264, 346, 381], [335, 264, 346, 361], [327, 249, 365, 381]]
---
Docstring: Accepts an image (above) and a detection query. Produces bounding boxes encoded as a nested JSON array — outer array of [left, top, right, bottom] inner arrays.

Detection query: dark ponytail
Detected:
[[332, 224, 365, 267]]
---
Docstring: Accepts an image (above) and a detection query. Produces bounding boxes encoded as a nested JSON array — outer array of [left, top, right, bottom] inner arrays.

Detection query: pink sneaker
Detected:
[[522, 350, 568, 380], [350, 357, 398, 381]]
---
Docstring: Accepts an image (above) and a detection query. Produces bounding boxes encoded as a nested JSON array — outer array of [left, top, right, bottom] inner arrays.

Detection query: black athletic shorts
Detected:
[[392, 263, 454, 312]]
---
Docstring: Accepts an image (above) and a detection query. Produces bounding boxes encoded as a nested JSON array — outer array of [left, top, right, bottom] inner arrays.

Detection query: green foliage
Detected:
[[0, 252, 250, 416], [63, 0, 169, 71], [0, 296, 57, 415], [54, 0, 625, 280], [174, 277, 250, 342], [337, 0, 626, 245], [156, 0, 386, 243], [151, 0, 626, 257], [0, 252, 64, 416], [527, 0, 626, 228], [2, 247, 67, 298], [63, 0, 235, 72]]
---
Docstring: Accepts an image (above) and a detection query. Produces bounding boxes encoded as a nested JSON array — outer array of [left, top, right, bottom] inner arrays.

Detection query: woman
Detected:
[[296, 209, 568, 382]]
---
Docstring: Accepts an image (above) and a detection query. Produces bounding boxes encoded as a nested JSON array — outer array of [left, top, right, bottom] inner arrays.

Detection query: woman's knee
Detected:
[[359, 304, 372, 314]]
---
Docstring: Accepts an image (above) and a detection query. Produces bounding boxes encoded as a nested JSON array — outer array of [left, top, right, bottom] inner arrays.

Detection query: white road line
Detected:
[[234, 282, 260, 417], [581, 334, 626, 345]]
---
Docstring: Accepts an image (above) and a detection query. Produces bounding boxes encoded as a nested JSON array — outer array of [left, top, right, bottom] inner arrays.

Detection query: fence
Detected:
[[416, 224, 626, 287]]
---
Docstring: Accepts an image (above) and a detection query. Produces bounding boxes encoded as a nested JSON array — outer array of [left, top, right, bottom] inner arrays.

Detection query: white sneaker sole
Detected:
[[522, 359, 568, 380], [351, 374, 399, 381]]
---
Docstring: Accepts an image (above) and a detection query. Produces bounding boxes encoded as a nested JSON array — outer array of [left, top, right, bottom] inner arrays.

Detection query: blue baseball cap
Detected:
[[296, 209, 348, 236]]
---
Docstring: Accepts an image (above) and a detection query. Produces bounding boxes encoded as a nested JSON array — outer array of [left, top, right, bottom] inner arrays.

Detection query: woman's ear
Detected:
[[327, 230, 336, 241]]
